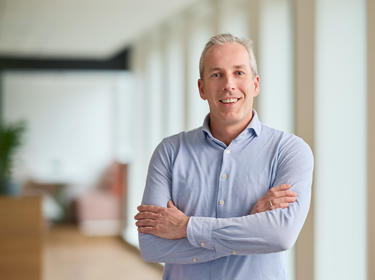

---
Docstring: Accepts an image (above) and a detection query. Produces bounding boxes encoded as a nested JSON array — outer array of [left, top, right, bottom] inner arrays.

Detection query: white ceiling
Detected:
[[0, 0, 198, 59]]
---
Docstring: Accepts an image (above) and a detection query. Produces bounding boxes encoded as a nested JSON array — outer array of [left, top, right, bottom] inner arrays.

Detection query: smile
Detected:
[[219, 98, 240, 104]]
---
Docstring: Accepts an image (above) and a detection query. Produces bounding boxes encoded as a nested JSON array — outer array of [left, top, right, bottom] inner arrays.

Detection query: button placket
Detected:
[[217, 148, 230, 215]]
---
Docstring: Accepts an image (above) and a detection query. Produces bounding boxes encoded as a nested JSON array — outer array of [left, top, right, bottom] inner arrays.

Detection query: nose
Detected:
[[223, 75, 235, 92]]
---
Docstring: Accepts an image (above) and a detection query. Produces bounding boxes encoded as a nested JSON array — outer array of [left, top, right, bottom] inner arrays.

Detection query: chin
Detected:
[[220, 115, 242, 125], [220, 111, 251, 125]]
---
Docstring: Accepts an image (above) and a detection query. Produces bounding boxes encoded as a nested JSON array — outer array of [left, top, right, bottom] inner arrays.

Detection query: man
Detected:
[[135, 33, 313, 279]]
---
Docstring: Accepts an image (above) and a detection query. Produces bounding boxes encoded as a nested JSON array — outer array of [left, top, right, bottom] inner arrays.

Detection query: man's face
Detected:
[[198, 42, 260, 126]]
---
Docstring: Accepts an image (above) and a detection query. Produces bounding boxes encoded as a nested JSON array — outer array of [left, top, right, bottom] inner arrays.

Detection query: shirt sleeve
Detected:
[[138, 139, 217, 264], [186, 136, 314, 257]]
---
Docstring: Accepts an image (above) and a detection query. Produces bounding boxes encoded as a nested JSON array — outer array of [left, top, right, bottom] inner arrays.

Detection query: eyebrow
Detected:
[[233, 64, 247, 69], [207, 67, 222, 73], [207, 65, 247, 72]]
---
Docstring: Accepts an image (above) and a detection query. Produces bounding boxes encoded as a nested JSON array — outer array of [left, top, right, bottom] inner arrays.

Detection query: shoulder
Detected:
[[155, 126, 203, 155], [261, 124, 314, 165], [160, 127, 203, 149]]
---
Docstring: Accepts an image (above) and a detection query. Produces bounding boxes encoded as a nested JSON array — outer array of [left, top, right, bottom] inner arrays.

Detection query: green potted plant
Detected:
[[0, 121, 26, 195]]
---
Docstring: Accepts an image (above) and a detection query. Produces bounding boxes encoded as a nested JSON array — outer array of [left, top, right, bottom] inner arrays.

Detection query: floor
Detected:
[[43, 225, 163, 280]]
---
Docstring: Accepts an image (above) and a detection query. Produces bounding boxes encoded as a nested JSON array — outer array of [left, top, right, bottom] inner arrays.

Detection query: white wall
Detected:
[[185, 1, 213, 130], [3, 71, 133, 197], [215, 0, 249, 37], [314, 0, 367, 279], [163, 16, 186, 136], [124, 38, 149, 246], [258, 0, 293, 132]]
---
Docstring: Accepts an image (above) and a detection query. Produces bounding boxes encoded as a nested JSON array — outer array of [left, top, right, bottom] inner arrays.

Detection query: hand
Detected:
[[135, 200, 190, 239], [250, 184, 296, 215]]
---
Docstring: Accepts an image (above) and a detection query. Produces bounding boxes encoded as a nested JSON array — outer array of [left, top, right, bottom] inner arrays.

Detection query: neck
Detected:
[[209, 112, 253, 146]]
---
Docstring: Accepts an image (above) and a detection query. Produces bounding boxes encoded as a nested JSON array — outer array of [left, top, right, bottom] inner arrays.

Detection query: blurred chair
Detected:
[[76, 162, 127, 235]]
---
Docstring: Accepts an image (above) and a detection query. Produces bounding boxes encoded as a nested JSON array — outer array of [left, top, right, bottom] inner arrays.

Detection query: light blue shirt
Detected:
[[139, 111, 314, 280]]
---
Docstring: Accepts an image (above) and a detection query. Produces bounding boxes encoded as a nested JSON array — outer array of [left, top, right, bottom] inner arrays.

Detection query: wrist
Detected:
[[183, 216, 190, 238]]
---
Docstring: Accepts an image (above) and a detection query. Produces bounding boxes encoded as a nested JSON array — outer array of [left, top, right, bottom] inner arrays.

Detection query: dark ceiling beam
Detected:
[[0, 48, 131, 70]]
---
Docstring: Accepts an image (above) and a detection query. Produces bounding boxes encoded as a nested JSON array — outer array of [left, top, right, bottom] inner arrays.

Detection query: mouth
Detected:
[[219, 97, 241, 104]]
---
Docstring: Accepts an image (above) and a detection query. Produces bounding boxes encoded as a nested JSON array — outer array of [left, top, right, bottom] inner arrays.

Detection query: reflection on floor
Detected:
[[43, 225, 163, 280]]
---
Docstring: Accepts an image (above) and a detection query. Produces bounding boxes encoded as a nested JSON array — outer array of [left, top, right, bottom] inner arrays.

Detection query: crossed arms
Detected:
[[135, 138, 314, 264], [135, 184, 295, 239]]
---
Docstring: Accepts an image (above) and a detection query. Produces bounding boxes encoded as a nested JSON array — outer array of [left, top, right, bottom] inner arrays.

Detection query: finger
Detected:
[[266, 201, 289, 211], [137, 226, 155, 234], [268, 185, 290, 197], [271, 190, 297, 198], [273, 196, 297, 204], [136, 219, 157, 227], [266, 197, 295, 211], [137, 204, 163, 213], [167, 200, 176, 208], [279, 202, 289, 208], [134, 211, 160, 220], [273, 184, 291, 191], [266, 200, 274, 210]]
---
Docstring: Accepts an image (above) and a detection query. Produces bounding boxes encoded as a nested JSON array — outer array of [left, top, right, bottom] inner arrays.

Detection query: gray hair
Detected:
[[199, 33, 258, 79]]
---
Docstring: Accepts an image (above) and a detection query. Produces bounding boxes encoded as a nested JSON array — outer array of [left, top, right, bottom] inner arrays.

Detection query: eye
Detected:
[[211, 73, 221, 78], [236, 71, 245, 76]]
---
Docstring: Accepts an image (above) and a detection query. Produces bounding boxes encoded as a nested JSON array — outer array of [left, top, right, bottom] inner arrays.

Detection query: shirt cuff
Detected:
[[187, 216, 215, 250]]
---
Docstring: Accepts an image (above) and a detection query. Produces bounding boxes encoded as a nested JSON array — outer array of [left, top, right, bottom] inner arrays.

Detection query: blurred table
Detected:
[[0, 195, 43, 280], [23, 179, 69, 223]]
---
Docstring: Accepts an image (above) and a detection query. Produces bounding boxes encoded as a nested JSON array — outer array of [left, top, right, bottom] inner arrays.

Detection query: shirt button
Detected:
[[226, 150, 231, 154], [193, 257, 198, 263], [232, 250, 237, 255], [219, 200, 225, 206], [200, 242, 205, 247], [222, 173, 227, 179]]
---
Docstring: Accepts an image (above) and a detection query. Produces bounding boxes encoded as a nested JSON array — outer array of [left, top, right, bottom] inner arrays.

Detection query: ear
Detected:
[[252, 75, 260, 97], [198, 79, 207, 100]]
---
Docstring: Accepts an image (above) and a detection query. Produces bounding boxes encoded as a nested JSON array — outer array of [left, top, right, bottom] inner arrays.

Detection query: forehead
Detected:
[[204, 42, 250, 68]]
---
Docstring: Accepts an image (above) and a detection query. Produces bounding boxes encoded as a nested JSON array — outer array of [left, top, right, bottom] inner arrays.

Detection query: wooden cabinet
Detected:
[[0, 196, 43, 280]]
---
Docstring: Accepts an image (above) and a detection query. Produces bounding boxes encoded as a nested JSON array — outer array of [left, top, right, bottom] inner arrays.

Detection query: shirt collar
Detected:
[[202, 110, 262, 138]]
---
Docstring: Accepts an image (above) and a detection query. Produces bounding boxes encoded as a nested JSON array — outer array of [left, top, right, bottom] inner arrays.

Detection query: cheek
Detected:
[[207, 82, 220, 92], [205, 86, 220, 100], [244, 84, 256, 97]]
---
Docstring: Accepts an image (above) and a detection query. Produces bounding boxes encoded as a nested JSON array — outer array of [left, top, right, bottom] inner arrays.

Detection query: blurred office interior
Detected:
[[0, 0, 374, 279]]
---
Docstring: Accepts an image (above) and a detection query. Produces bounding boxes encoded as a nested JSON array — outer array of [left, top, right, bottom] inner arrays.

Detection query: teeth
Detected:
[[221, 98, 238, 104]]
